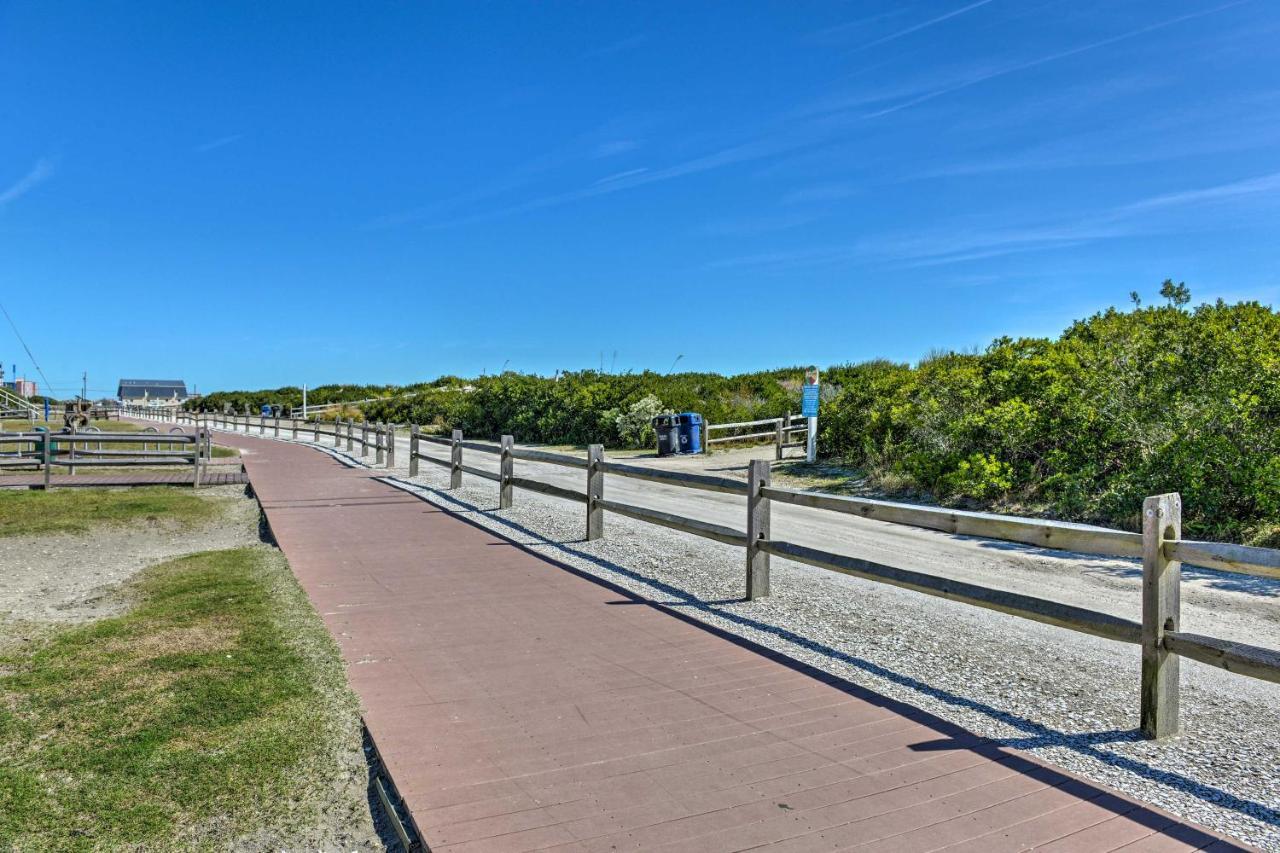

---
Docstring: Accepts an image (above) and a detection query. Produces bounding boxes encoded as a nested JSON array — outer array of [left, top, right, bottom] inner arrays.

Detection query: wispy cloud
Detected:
[[862, 0, 1251, 118], [709, 168, 1280, 273], [194, 134, 244, 154], [593, 139, 640, 158], [806, 10, 910, 45], [0, 158, 54, 207], [847, 0, 997, 53], [377, 1, 1254, 234], [593, 167, 649, 186], [1116, 170, 1280, 216], [782, 182, 860, 205]]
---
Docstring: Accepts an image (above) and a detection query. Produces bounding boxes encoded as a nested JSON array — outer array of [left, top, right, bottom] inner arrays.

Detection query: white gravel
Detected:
[[214, 423, 1280, 850]]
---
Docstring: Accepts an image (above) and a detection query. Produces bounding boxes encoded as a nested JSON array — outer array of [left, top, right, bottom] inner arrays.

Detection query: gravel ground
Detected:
[[228, 423, 1280, 853]]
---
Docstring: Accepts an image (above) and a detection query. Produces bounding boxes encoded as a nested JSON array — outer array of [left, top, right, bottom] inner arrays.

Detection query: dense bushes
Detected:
[[820, 293, 1280, 544], [356, 369, 802, 448], [192, 289, 1280, 543]]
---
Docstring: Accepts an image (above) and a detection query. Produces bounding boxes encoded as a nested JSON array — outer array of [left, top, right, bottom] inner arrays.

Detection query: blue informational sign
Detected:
[[802, 384, 820, 418]]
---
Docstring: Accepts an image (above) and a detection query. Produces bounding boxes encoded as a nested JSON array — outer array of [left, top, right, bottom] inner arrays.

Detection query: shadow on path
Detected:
[[382, 474, 1279, 835]]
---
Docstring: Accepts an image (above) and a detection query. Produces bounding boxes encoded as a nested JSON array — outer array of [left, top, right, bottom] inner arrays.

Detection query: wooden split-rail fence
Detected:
[[0, 427, 211, 489], [703, 414, 809, 459], [171, 409, 1280, 741]]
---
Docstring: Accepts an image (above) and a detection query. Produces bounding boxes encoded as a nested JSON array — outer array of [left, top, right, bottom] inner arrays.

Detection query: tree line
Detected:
[[192, 287, 1279, 544]]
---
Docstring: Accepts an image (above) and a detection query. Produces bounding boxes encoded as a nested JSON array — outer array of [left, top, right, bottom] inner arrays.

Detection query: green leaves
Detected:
[[819, 296, 1280, 543]]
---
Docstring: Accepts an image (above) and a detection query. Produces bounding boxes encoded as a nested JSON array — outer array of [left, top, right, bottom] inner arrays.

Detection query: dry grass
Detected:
[[0, 487, 222, 538], [0, 547, 368, 849]]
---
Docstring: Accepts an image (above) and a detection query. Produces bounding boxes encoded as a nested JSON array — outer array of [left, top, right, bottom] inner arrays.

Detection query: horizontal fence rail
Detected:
[[704, 414, 808, 460], [595, 460, 749, 496], [0, 429, 209, 488], [164, 407, 1280, 739], [760, 485, 1144, 560], [758, 538, 1142, 644]]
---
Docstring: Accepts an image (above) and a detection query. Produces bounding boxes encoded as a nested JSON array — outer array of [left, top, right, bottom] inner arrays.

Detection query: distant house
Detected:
[[117, 379, 188, 403]]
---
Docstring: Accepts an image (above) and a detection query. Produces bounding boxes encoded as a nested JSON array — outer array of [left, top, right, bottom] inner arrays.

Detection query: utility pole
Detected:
[[81, 371, 87, 401], [302, 384, 308, 418]]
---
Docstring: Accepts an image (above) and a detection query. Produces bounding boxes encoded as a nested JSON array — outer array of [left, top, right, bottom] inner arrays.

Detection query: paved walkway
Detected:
[[214, 430, 1247, 852]]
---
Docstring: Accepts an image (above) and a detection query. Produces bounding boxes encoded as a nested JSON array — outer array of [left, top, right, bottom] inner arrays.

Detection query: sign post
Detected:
[[802, 367, 819, 464]]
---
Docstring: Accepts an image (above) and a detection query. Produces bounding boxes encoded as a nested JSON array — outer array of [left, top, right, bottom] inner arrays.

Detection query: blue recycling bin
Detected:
[[260, 404, 273, 417], [675, 412, 703, 454]]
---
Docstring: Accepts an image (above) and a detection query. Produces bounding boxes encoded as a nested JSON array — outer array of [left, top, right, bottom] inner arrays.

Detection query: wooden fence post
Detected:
[[700, 419, 709, 455], [42, 432, 51, 490], [409, 425, 420, 477], [375, 423, 385, 464], [313, 419, 320, 443], [347, 419, 355, 452], [774, 418, 784, 461], [361, 422, 369, 458], [586, 444, 604, 540], [291, 418, 298, 439], [333, 419, 341, 448], [499, 435, 514, 508], [274, 416, 280, 438], [1141, 492, 1182, 739], [386, 424, 396, 467], [746, 459, 771, 599], [259, 416, 265, 435], [450, 429, 462, 489], [193, 430, 203, 489]]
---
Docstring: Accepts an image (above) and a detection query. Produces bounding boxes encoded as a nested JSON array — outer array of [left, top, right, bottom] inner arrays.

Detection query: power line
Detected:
[[0, 300, 59, 397]]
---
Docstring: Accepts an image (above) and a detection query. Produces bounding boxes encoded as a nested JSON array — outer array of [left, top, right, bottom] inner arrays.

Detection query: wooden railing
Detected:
[[0, 428, 209, 489], [704, 414, 808, 459], [169, 410, 1280, 739]]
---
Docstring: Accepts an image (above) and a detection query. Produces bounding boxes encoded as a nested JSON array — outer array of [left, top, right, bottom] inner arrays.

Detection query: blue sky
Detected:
[[2, 1, 1279, 396]]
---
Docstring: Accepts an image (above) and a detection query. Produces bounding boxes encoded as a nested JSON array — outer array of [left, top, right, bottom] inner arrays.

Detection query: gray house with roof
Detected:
[[117, 379, 189, 402]]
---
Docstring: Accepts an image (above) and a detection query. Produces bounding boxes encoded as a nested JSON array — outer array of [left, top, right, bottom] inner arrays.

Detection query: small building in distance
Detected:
[[4, 378, 37, 398], [117, 379, 189, 404]]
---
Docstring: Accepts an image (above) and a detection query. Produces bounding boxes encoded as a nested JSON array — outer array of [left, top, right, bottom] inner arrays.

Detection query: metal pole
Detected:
[[302, 384, 308, 419], [806, 416, 817, 463]]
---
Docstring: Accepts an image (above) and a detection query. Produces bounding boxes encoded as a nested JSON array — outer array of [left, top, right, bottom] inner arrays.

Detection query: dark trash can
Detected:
[[675, 412, 703, 454], [652, 414, 679, 457]]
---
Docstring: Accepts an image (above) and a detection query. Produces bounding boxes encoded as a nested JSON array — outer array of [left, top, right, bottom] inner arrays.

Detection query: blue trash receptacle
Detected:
[[260, 404, 273, 417], [652, 415, 679, 457], [675, 412, 703, 454]]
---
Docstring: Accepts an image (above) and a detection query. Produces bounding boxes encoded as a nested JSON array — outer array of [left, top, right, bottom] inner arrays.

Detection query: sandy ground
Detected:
[[0, 482, 389, 851], [0, 485, 260, 625]]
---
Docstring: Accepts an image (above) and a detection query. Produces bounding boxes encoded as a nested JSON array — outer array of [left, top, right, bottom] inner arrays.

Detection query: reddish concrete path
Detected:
[[217, 430, 1248, 852]]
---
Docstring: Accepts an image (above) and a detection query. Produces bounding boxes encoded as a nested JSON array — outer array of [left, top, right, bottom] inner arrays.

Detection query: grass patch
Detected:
[[0, 487, 220, 538], [2, 419, 143, 433], [210, 444, 239, 458], [0, 547, 362, 849]]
